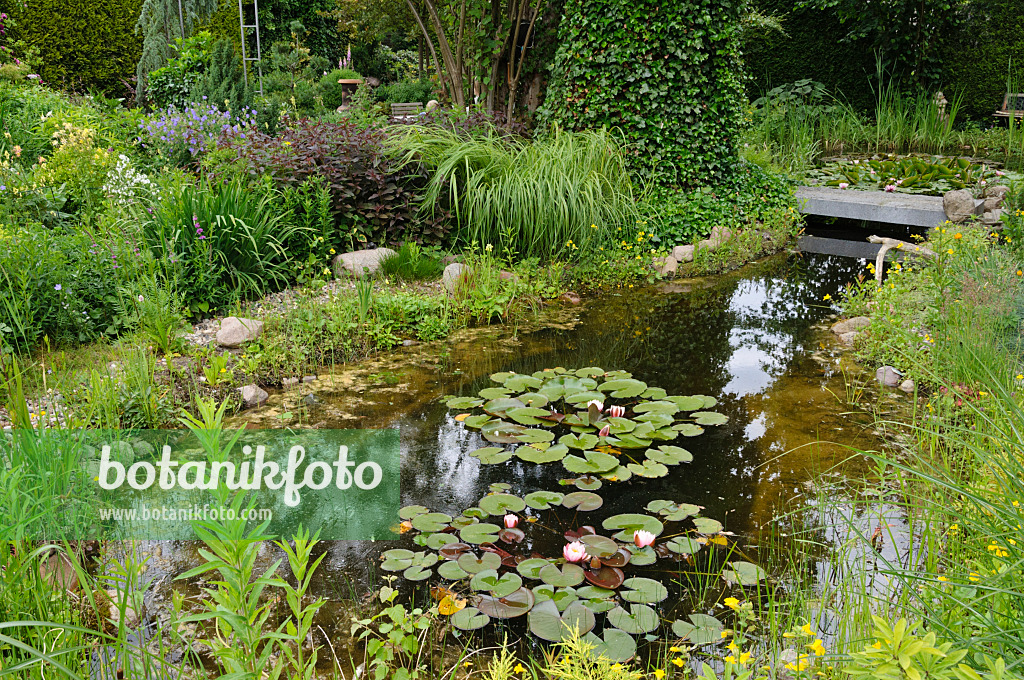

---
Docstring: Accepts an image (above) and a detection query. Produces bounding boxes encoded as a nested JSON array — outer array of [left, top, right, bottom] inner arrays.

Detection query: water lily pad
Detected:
[[517, 558, 552, 579], [573, 476, 603, 490], [404, 565, 433, 581], [722, 561, 767, 586], [507, 406, 555, 426], [601, 465, 633, 483], [693, 517, 724, 534], [439, 542, 473, 560], [583, 565, 624, 589], [411, 512, 452, 532], [380, 549, 415, 571], [665, 395, 706, 411], [695, 395, 718, 408], [425, 533, 458, 550], [468, 446, 513, 464], [602, 514, 663, 542], [620, 577, 668, 604], [564, 390, 607, 405], [437, 561, 470, 580], [560, 433, 600, 450], [635, 412, 674, 429], [451, 515, 479, 529], [666, 536, 704, 555], [647, 500, 702, 521], [645, 445, 693, 466], [517, 443, 568, 463], [672, 613, 724, 644], [561, 491, 603, 511], [482, 397, 526, 418], [524, 491, 564, 510], [610, 434, 652, 449], [580, 535, 618, 558], [633, 400, 679, 416], [481, 422, 527, 444], [478, 387, 512, 400], [628, 546, 656, 566], [504, 374, 543, 391], [532, 585, 579, 612], [451, 606, 490, 631], [470, 569, 523, 597], [540, 563, 585, 588], [563, 450, 618, 474], [460, 523, 501, 544], [626, 460, 669, 478], [458, 552, 502, 574], [517, 429, 556, 444], [692, 411, 728, 426], [479, 493, 526, 516], [602, 547, 632, 568], [447, 396, 483, 409], [584, 629, 636, 662], [599, 379, 647, 398], [499, 527, 525, 543], [575, 367, 605, 378], [606, 417, 636, 434], [399, 505, 429, 520], [490, 371, 515, 383], [577, 585, 618, 613], [476, 587, 534, 619], [463, 507, 488, 519], [674, 423, 705, 437], [607, 604, 659, 634], [518, 392, 550, 407], [529, 599, 595, 641], [462, 414, 495, 429]]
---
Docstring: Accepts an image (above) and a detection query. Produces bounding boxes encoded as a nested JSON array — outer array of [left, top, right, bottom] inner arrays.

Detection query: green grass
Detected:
[[378, 241, 445, 281]]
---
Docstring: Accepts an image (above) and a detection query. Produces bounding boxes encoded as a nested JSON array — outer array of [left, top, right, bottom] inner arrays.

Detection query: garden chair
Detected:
[[993, 93, 1024, 122], [391, 102, 424, 120]]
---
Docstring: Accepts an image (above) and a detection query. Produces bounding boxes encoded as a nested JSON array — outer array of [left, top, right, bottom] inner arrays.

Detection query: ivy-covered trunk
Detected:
[[538, 0, 746, 188]]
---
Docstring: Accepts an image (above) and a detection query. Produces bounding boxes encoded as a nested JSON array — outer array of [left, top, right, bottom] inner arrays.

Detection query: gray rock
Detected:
[[238, 384, 269, 408], [653, 256, 677, 278], [217, 317, 263, 348], [709, 225, 733, 246], [839, 331, 859, 345], [559, 291, 581, 305], [985, 184, 1009, 201], [672, 245, 695, 263], [831, 316, 871, 335], [302, 375, 317, 383], [442, 263, 471, 294], [981, 209, 1003, 225], [402, 339, 420, 346], [876, 366, 902, 387], [899, 379, 916, 393], [697, 238, 715, 251], [302, 393, 321, 407], [943, 189, 976, 223], [332, 248, 396, 278], [983, 196, 1003, 212], [281, 377, 299, 388]]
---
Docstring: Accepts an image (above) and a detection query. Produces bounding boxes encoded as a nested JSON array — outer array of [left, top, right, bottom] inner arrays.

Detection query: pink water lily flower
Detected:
[[504, 514, 519, 529], [838, 182, 849, 189], [608, 405, 625, 418], [598, 425, 611, 437], [884, 184, 897, 192], [634, 530, 656, 548], [563, 541, 588, 562], [587, 400, 604, 412]]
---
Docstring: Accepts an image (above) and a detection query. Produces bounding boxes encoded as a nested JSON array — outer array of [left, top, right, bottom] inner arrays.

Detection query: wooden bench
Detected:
[[993, 93, 1024, 121], [390, 102, 424, 119]]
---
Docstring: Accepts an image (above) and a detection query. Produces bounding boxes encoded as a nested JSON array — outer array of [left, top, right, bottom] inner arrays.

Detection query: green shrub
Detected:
[[5, 0, 144, 95], [142, 177, 305, 314], [540, 0, 745, 187], [374, 80, 433, 106], [378, 242, 445, 281]]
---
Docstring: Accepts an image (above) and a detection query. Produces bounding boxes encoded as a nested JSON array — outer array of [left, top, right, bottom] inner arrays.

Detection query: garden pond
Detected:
[[119, 251, 914, 664]]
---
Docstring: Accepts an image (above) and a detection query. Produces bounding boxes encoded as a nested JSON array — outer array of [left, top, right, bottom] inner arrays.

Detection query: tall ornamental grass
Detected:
[[388, 126, 639, 260]]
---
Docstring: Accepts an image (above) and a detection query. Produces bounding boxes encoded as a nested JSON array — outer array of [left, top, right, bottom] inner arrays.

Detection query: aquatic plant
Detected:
[[444, 366, 729, 486], [807, 156, 1019, 195]]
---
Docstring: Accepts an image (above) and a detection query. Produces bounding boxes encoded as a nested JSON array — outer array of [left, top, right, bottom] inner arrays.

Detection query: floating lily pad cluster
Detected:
[[445, 367, 728, 487], [383, 485, 767, 661]]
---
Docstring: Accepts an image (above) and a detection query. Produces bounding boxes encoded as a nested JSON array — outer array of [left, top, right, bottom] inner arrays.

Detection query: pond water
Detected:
[[137, 251, 900, 663]]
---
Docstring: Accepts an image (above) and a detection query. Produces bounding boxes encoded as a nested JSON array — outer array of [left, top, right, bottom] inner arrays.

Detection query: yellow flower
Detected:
[[654, 670, 666, 680], [727, 642, 739, 653], [672, 658, 685, 667], [969, 572, 980, 582], [871, 642, 882, 650], [800, 623, 815, 636], [937, 576, 948, 582], [954, 233, 962, 239], [330, 248, 336, 254], [669, 646, 682, 652], [725, 655, 737, 665], [611, 664, 623, 672], [514, 663, 525, 674], [724, 597, 740, 609], [948, 249, 955, 254], [809, 639, 826, 656], [721, 630, 732, 639], [740, 653, 751, 664], [783, 632, 796, 638], [785, 656, 810, 672], [823, 294, 831, 301]]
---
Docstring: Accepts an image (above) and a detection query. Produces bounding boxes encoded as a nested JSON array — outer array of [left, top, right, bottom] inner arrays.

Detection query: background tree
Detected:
[[135, 0, 218, 98]]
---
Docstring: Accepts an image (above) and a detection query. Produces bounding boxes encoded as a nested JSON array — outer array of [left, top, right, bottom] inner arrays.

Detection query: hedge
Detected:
[[539, 0, 746, 188], [7, 0, 144, 95]]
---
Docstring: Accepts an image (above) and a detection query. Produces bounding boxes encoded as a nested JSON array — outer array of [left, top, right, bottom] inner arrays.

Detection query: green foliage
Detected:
[[135, 0, 218, 99], [378, 242, 445, 282], [142, 177, 304, 314], [809, 157, 1014, 195], [5, 0, 143, 95], [539, 0, 745, 187], [146, 31, 249, 111], [389, 126, 639, 259], [374, 80, 434, 105], [845, 617, 968, 680], [319, 67, 363, 110], [351, 581, 438, 680]]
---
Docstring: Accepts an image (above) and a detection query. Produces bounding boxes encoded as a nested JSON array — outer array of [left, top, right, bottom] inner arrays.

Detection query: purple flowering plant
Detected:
[[138, 102, 258, 166]]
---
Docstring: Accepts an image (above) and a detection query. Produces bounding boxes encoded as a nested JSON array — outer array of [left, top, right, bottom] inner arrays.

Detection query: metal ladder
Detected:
[[237, 0, 264, 95]]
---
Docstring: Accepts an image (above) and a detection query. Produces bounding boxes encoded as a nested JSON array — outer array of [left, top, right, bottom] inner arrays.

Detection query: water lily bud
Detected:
[[608, 405, 625, 418], [598, 425, 610, 437], [634, 529, 656, 548], [504, 514, 518, 529]]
